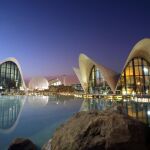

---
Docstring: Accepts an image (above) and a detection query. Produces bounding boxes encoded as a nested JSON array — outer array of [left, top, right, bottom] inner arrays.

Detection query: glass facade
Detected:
[[88, 65, 111, 94], [0, 61, 22, 91], [116, 57, 150, 95]]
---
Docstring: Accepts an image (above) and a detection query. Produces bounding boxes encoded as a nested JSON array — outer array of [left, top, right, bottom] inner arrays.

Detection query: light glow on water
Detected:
[[0, 96, 150, 150]]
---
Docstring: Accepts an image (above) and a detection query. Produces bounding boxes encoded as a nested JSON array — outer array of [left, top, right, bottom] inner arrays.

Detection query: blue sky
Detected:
[[0, 0, 150, 78]]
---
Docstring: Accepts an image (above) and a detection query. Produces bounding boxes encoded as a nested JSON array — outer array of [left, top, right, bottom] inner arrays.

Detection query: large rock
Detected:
[[42, 139, 51, 150], [8, 138, 36, 150], [50, 109, 150, 150]]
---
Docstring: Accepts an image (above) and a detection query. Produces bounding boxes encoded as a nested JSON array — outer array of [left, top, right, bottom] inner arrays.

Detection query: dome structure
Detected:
[[28, 77, 49, 90]]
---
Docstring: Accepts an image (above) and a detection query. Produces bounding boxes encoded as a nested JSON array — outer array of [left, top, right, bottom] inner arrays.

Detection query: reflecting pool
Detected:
[[1, 96, 150, 150], [0, 96, 83, 150]]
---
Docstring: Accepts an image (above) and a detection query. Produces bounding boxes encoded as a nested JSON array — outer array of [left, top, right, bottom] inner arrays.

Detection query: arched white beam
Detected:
[[73, 67, 85, 91], [124, 38, 150, 67], [79, 54, 96, 92], [0, 57, 26, 90]]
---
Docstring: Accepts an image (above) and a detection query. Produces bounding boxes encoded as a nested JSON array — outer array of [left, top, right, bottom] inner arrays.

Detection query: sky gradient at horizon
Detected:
[[0, 0, 150, 79]]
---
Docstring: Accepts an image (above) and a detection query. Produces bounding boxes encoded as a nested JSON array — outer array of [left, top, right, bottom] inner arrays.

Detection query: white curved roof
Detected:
[[0, 57, 26, 90], [115, 38, 150, 92], [29, 76, 49, 90], [74, 54, 118, 93], [124, 38, 150, 68]]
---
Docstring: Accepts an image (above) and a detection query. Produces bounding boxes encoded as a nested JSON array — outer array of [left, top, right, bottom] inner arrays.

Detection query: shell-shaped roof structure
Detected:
[[74, 54, 118, 93], [74, 38, 150, 94]]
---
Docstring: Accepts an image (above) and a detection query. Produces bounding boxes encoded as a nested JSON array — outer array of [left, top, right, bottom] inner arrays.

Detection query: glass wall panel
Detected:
[[88, 65, 112, 94], [0, 61, 22, 91], [116, 57, 150, 95]]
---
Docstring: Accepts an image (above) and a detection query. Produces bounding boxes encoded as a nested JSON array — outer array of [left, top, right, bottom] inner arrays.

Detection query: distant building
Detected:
[[72, 83, 83, 92], [28, 77, 49, 91], [74, 38, 150, 95], [0, 57, 26, 91], [49, 78, 62, 86]]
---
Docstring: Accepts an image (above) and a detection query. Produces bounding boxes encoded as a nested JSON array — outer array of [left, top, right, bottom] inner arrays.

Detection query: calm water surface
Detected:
[[0, 96, 83, 150], [0, 96, 150, 150]]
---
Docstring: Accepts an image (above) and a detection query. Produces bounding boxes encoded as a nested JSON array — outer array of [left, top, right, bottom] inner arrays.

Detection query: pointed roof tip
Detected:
[[79, 53, 86, 56], [73, 67, 79, 71], [79, 53, 89, 60]]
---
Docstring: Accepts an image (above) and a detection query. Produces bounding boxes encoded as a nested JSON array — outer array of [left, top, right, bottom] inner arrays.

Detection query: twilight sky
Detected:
[[0, 0, 150, 79]]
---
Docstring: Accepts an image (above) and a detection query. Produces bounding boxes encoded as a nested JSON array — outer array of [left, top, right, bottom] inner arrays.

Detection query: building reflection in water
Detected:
[[27, 96, 49, 107], [123, 100, 150, 125], [27, 95, 70, 107], [80, 99, 150, 126], [0, 96, 25, 133]]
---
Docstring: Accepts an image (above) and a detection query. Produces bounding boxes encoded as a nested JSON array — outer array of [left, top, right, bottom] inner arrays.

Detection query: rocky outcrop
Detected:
[[49, 109, 150, 150], [42, 139, 51, 150], [8, 138, 36, 150]]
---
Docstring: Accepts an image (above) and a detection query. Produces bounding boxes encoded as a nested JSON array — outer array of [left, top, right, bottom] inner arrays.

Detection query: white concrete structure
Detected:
[[0, 57, 26, 91], [74, 38, 150, 95], [74, 54, 118, 93], [115, 38, 150, 95]]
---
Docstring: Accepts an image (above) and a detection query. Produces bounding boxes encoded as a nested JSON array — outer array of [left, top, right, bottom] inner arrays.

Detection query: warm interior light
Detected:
[[132, 91, 135, 96], [122, 89, 126, 95], [137, 82, 140, 85]]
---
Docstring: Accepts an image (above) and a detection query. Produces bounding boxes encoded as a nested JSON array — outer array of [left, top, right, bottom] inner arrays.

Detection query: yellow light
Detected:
[[122, 89, 126, 95], [137, 82, 140, 85]]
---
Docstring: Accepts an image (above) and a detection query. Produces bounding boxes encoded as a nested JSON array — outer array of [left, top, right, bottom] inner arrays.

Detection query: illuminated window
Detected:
[[0, 61, 22, 90], [116, 57, 150, 95], [88, 65, 111, 94]]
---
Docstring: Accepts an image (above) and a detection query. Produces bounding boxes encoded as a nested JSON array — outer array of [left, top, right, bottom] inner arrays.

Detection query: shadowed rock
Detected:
[[49, 109, 150, 150], [8, 138, 36, 150]]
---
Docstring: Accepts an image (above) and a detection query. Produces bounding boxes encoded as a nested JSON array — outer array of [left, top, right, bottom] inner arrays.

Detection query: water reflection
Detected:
[[0, 96, 25, 133], [27, 95, 75, 107], [0, 96, 83, 150], [27, 96, 49, 107], [80, 99, 150, 125]]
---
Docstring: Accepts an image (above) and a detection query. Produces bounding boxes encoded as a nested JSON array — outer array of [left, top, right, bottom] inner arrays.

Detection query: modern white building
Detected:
[[49, 78, 62, 86], [74, 38, 150, 95], [74, 54, 117, 94], [0, 57, 26, 91]]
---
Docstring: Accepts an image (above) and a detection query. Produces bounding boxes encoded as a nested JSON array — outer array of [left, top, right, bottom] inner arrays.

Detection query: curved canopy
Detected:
[[74, 53, 118, 93], [74, 38, 150, 94], [115, 38, 150, 92]]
